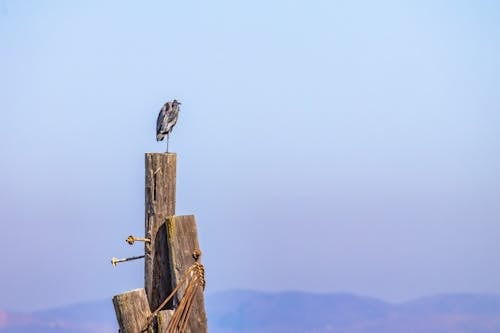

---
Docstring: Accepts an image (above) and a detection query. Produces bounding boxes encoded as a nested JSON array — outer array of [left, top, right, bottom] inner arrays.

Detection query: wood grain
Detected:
[[145, 153, 176, 311], [165, 215, 207, 332], [113, 288, 151, 333]]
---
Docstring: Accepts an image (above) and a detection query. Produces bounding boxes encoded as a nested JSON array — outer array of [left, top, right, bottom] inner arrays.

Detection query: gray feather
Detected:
[[156, 100, 181, 142]]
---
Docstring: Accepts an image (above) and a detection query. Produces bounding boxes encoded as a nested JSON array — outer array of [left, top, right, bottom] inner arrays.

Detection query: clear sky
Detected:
[[1, 0, 499, 311]]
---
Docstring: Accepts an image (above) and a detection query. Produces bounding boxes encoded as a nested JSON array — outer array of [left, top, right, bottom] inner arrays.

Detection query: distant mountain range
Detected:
[[1, 291, 500, 333]]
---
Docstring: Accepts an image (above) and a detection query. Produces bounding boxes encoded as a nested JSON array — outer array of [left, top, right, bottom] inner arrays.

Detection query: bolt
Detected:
[[192, 249, 202, 261], [111, 255, 145, 267], [126, 235, 151, 245]]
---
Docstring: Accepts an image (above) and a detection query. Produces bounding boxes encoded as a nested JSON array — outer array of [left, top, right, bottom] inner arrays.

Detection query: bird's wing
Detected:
[[165, 106, 180, 133], [156, 102, 171, 134], [166, 106, 179, 123]]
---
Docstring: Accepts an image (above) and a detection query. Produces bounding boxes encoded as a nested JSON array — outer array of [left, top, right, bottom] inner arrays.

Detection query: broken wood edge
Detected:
[[113, 288, 153, 333]]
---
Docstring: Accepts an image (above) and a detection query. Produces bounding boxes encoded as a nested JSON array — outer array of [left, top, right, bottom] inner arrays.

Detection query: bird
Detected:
[[156, 99, 181, 152]]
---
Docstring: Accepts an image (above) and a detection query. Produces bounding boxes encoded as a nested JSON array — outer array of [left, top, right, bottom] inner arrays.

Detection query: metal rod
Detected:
[[111, 255, 145, 267]]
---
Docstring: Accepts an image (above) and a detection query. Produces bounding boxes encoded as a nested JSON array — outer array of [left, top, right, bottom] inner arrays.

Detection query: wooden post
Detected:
[[145, 153, 176, 311], [113, 289, 151, 333], [161, 215, 207, 332], [113, 152, 207, 333]]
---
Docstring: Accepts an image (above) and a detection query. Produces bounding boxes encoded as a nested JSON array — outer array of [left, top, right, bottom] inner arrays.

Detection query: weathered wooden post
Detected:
[[144, 153, 177, 311], [113, 289, 152, 332], [112, 152, 207, 333]]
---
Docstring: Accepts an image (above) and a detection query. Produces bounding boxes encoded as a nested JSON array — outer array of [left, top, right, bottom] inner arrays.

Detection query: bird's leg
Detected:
[[166, 133, 170, 153]]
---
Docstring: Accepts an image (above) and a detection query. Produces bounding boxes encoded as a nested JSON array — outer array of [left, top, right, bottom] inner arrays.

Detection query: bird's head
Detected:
[[172, 99, 182, 106]]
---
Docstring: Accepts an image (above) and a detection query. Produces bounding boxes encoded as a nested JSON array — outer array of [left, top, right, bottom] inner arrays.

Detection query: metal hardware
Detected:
[[111, 255, 145, 267], [126, 235, 151, 245]]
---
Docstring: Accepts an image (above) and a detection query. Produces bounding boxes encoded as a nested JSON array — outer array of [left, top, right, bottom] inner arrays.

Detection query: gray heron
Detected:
[[156, 99, 181, 152]]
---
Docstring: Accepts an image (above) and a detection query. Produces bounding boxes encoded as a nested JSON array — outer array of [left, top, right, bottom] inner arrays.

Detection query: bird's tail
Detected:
[[156, 133, 165, 141]]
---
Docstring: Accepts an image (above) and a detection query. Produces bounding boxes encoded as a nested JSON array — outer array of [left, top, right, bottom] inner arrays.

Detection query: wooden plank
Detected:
[[145, 153, 176, 311], [166, 215, 207, 332], [157, 310, 174, 333], [113, 288, 152, 333]]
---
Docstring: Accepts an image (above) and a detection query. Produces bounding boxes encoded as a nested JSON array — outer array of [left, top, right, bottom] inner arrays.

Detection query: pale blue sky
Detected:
[[0, 0, 499, 311]]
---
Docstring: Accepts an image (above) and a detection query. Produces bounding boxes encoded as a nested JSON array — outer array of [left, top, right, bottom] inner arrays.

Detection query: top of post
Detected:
[[146, 152, 177, 157]]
